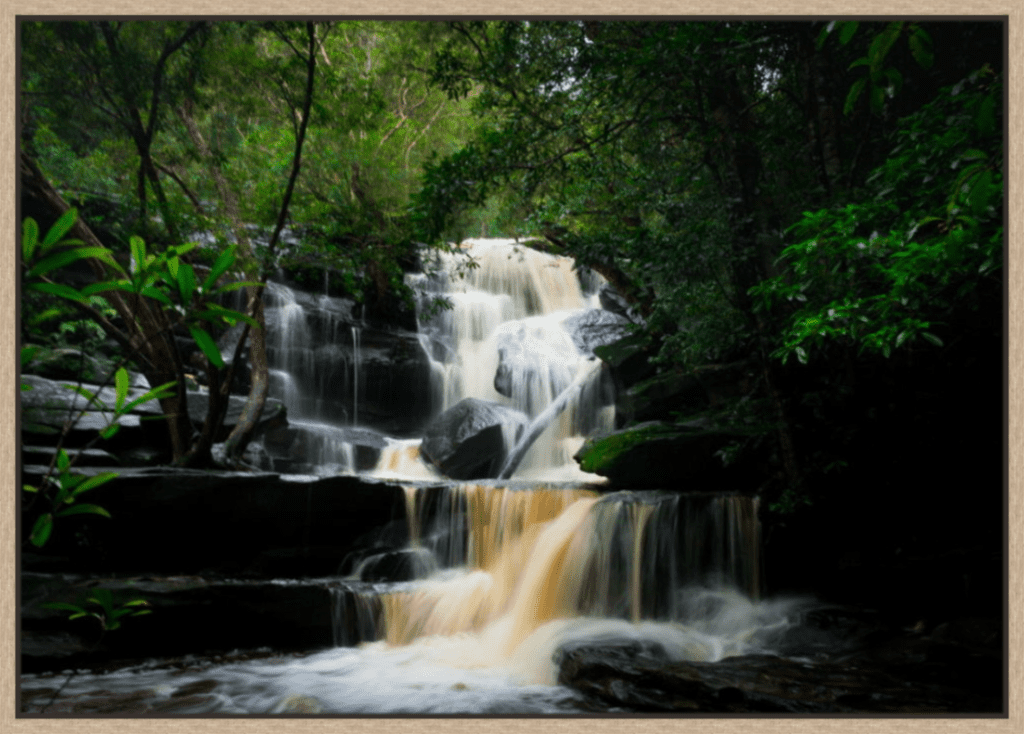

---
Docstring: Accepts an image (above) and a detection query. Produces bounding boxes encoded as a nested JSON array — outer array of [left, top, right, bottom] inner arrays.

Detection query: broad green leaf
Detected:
[[26, 247, 119, 279], [166, 256, 179, 280], [140, 285, 175, 306], [23, 484, 38, 493], [56, 449, 70, 472], [177, 262, 197, 305], [42, 208, 78, 247], [189, 326, 225, 369], [815, 21, 836, 50], [25, 282, 88, 304], [202, 247, 237, 291], [23, 218, 39, 261], [122, 599, 151, 607], [100, 424, 121, 440], [975, 93, 996, 136], [115, 368, 129, 412], [30, 513, 53, 547], [57, 503, 112, 519], [847, 57, 869, 70], [130, 236, 147, 275], [922, 332, 944, 347], [838, 21, 859, 45], [71, 471, 119, 496], [869, 84, 886, 113], [868, 22, 903, 74], [59, 472, 87, 493]]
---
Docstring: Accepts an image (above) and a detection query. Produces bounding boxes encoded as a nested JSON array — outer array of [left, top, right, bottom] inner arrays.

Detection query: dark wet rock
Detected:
[[185, 391, 286, 441], [21, 574, 383, 673], [22, 445, 119, 467], [597, 284, 643, 324], [561, 309, 633, 358], [574, 420, 749, 490], [420, 398, 528, 480], [592, 332, 656, 392], [353, 547, 437, 582], [616, 361, 756, 424], [257, 423, 386, 474], [556, 637, 1003, 713], [19, 468, 407, 577]]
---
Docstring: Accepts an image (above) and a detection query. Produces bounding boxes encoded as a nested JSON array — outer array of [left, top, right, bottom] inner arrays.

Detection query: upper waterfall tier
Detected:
[[409, 239, 619, 481]]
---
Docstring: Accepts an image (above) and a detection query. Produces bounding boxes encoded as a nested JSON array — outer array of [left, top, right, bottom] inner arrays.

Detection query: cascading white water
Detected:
[[408, 238, 616, 481]]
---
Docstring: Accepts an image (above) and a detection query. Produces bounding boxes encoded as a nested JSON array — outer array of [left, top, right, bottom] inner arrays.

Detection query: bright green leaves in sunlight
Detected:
[[752, 70, 1002, 366]]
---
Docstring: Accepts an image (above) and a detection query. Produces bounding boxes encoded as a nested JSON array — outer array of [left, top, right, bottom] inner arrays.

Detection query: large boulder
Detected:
[[573, 420, 754, 490], [420, 398, 528, 480], [561, 309, 633, 357]]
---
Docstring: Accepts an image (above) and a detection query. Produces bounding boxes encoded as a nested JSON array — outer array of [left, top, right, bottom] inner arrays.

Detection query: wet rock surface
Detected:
[[420, 398, 528, 479], [556, 618, 1004, 713], [21, 573, 382, 674], [20, 468, 408, 577]]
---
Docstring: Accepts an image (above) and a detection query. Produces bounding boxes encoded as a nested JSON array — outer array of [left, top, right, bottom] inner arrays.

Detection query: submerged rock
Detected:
[[420, 398, 528, 480]]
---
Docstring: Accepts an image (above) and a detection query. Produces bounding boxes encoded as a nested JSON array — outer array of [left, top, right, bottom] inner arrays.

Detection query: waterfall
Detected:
[[409, 239, 615, 481], [368, 484, 765, 681]]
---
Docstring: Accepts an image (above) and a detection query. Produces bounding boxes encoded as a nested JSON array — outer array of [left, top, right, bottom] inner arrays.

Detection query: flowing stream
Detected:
[[24, 239, 811, 714]]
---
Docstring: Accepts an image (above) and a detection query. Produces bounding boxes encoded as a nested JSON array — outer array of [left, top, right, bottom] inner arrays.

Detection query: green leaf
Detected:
[[30, 513, 53, 547], [838, 21, 859, 45], [203, 247, 237, 292], [140, 285, 175, 306], [121, 381, 176, 413], [908, 26, 934, 69], [57, 503, 112, 519], [71, 472, 119, 496], [130, 236, 147, 275], [922, 332, 944, 347], [26, 247, 119, 279], [115, 368, 129, 412], [23, 218, 39, 262], [795, 346, 808, 365], [194, 304, 260, 329], [844, 77, 867, 116], [868, 22, 903, 74], [56, 449, 70, 472], [23, 484, 39, 493], [847, 57, 869, 71], [42, 208, 78, 247], [189, 326, 225, 369], [177, 262, 197, 305], [25, 282, 88, 304], [975, 93, 996, 136], [215, 280, 264, 293], [100, 423, 121, 440]]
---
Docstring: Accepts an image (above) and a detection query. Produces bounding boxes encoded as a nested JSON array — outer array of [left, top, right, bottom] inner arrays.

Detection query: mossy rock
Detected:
[[574, 419, 756, 490]]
